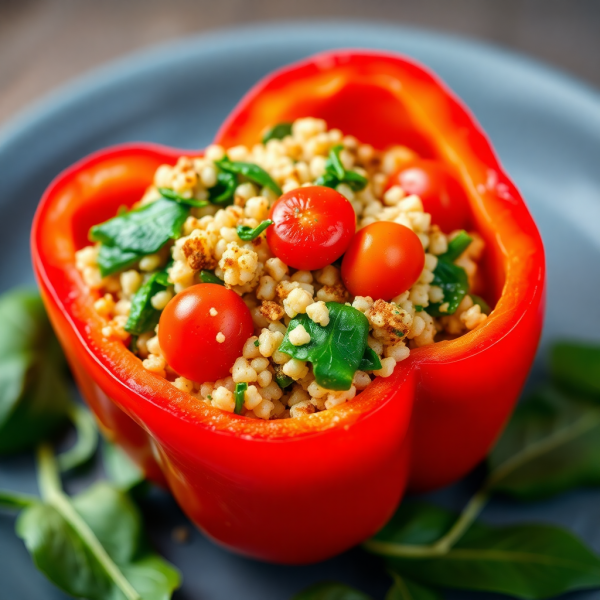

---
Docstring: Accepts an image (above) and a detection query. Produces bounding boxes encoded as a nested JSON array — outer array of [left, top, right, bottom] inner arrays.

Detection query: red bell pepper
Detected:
[[31, 50, 545, 564]]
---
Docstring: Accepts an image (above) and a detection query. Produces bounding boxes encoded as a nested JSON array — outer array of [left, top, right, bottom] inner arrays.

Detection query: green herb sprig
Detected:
[[315, 145, 368, 192], [234, 382, 247, 415], [216, 157, 282, 195], [237, 219, 273, 241]]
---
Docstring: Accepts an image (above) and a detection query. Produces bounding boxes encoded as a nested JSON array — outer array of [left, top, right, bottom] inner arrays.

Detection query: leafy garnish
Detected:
[[57, 404, 99, 473], [208, 170, 237, 205], [427, 259, 469, 317], [262, 122, 293, 144], [279, 303, 369, 390], [216, 157, 282, 195], [359, 346, 382, 372], [96, 245, 144, 277], [102, 442, 145, 492], [125, 267, 171, 336], [237, 219, 273, 241], [274, 368, 294, 390], [315, 145, 368, 192], [234, 382, 247, 415], [470, 294, 490, 315], [158, 187, 209, 208], [443, 231, 473, 262], [200, 270, 225, 285]]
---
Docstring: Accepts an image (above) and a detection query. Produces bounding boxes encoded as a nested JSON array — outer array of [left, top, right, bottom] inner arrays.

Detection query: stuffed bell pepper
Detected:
[[31, 50, 545, 564]]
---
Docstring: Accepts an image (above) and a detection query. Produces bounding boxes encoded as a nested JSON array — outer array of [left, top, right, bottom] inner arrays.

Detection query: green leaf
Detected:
[[427, 259, 469, 317], [16, 481, 180, 600], [359, 346, 382, 372], [279, 302, 369, 390], [57, 404, 99, 472], [293, 581, 372, 600], [370, 502, 600, 600], [199, 270, 225, 285], [274, 370, 294, 390], [262, 122, 293, 143], [488, 385, 600, 500], [217, 157, 282, 195], [314, 145, 368, 192], [237, 219, 273, 241], [90, 198, 187, 256], [208, 170, 237, 205], [157, 187, 209, 208], [0, 290, 70, 454], [102, 442, 145, 491], [97, 244, 144, 277], [234, 382, 247, 415], [0, 490, 39, 510], [125, 268, 171, 336], [386, 573, 441, 600], [441, 231, 472, 262], [470, 294, 491, 315], [551, 341, 600, 398]]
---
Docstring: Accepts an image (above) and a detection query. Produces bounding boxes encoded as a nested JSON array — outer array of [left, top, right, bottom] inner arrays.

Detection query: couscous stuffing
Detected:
[[76, 117, 489, 420]]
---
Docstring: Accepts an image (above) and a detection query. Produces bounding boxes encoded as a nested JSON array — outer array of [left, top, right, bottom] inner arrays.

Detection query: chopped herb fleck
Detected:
[[234, 382, 247, 415]]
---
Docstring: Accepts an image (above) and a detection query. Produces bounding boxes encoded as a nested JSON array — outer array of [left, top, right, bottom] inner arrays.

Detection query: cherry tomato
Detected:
[[386, 159, 470, 232], [341, 222, 425, 300], [266, 185, 356, 270], [159, 284, 253, 383]]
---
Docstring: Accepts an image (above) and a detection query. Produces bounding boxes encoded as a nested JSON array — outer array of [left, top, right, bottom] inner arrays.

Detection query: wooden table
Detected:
[[1, 0, 599, 128]]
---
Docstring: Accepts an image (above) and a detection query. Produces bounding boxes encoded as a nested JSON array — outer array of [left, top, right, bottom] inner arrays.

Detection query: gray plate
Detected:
[[1, 22, 599, 600]]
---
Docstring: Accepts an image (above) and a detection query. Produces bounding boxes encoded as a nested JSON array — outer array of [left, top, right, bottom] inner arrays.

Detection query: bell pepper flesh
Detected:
[[31, 51, 545, 564]]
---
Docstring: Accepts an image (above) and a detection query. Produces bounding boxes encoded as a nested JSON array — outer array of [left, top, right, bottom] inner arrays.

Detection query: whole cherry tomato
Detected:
[[386, 159, 470, 232], [159, 284, 253, 383], [341, 222, 425, 300], [266, 185, 356, 270]]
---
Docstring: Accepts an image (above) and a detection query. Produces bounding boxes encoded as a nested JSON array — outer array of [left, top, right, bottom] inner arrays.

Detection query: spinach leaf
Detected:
[[293, 581, 372, 600], [551, 341, 600, 398], [200, 270, 225, 285], [158, 187, 209, 209], [470, 294, 491, 315], [216, 157, 282, 195], [427, 259, 469, 317], [488, 385, 600, 500], [234, 382, 247, 415], [315, 145, 368, 192], [208, 171, 237, 205], [279, 303, 369, 390], [368, 501, 600, 600], [57, 404, 99, 473], [97, 244, 144, 277], [442, 231, 472, 262], [90, 198, 187, 262], [102, 442, 145, 492], [237, 219, 273, 241], [262, 122, 293, 144], [0, 290, 70, 454], [359, 346, 382, 372], [125, 267, 171, 336], [386, 573, 441, 600]]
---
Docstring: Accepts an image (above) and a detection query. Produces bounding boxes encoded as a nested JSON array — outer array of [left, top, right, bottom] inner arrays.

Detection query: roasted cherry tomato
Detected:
[[159, 283, 253, 383], [386, 159, 470, 232], [266, 185, 356, 270], [341, 222, 425, 300]]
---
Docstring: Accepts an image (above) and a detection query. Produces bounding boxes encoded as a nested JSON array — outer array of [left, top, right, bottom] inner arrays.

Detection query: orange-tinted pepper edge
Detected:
[[31, 50, 545, 564]]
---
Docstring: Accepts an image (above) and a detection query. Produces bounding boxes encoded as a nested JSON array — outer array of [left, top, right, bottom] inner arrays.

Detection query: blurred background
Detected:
[[1, 0, 600, 127]]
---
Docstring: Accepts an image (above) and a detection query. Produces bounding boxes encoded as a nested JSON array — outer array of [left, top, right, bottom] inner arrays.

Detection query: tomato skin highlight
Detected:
[[341, 222, 425, 300], [266, 185, 356, 271], [159, 284, 253, 383], [386, 159, 470, 232]]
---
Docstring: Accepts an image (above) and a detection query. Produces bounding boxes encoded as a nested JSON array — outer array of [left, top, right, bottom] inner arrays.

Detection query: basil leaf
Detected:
[[427, 259, 469, 317], [262, 122, 293, 144], [200, 270, 225, 285], [158, 187, 209, 208], [386, 574, 441, 600], [0, 290, 70, 454], [16, 481, 180, 600], [237, 219, 273, 241], [369, 502, 600, 599], [293, 581, 372, 600], [125, 268, 171, 336], [551, 341, 600, 398], [315, 145, 368, 192], [279, 303, 369, 390], [470, 294, 491, 315], [488, 385, 600, 500], [359, 346, 382, 372], [314, 172, 340, 189], [234, 382, 247, 415], [217, 157, 282, 195], [97, 244, 144, 277], [90, 198, 188, 255], [441, 231, 472, 262], [57, 404, 99, 473], [208, 170, 237, 205], [102, 442, 145, 492]]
